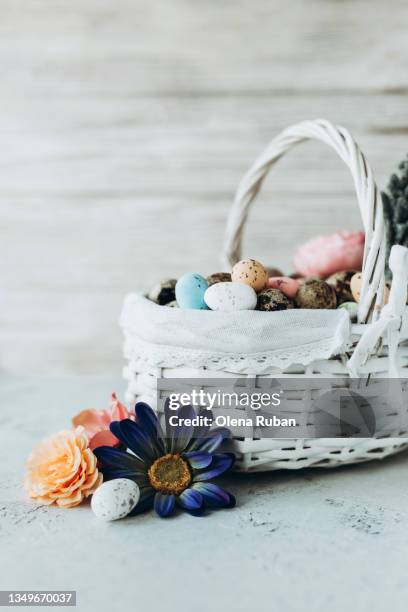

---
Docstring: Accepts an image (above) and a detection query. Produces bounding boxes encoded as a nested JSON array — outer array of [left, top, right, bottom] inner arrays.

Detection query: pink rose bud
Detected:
[[293, 231, 365, 278]]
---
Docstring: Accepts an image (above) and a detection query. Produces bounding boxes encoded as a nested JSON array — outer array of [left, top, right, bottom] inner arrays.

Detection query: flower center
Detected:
[[148, 454, 191, 495]]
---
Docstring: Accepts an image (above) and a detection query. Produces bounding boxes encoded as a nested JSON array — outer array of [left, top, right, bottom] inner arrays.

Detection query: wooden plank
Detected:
[[1, 0, 407, 374], [0, 0, 407, 93]]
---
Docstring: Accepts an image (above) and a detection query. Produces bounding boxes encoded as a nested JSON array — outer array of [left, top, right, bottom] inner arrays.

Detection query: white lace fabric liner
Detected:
[[121, 294, 351, 372]]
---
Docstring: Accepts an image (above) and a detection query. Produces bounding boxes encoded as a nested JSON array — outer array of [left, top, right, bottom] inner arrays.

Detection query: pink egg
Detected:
[[267, 276, 300, 299]]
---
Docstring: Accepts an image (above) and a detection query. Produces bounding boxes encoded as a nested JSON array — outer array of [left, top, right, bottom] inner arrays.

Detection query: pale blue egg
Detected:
[[175, 273, 209, 309]]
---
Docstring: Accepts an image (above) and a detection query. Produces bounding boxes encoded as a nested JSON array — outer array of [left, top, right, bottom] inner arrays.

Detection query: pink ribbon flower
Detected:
[[293, 231, 365, 278]]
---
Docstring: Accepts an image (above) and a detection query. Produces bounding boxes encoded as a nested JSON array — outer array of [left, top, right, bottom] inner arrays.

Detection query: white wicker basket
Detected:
[[121, 119, 408, 472]]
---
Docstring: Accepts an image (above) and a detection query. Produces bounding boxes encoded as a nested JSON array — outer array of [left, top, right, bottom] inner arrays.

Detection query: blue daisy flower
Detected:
[[93, 401, 235, 518]]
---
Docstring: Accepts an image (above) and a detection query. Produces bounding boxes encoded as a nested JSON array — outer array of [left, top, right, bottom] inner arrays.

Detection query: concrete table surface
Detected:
[[1, 375, 407, 612]]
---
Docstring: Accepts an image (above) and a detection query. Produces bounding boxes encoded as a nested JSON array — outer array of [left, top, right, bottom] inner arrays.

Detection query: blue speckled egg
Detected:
[[175, 273, 209, 309]]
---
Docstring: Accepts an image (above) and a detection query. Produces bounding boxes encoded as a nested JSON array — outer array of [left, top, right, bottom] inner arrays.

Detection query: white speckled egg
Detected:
[[91, 479, 140, 521], [204, 282, 257, 311], [231, 259, 268, 292]]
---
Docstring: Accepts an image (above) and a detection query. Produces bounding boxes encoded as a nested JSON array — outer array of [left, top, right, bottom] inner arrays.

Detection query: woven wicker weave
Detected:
[[122, 119, 408, 472]]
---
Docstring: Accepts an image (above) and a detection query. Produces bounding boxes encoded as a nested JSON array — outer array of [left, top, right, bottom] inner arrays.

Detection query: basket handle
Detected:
[[221, 119, 386, 323]]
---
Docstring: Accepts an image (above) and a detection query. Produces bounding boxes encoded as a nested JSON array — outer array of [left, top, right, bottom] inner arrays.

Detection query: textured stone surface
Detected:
[[1, 376, 408, 612]]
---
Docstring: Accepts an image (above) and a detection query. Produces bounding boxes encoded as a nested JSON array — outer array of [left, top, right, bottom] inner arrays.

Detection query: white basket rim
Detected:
[[121, 293, 351, 371]]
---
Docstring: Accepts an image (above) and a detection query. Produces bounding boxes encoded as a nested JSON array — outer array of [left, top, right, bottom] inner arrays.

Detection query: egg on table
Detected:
[[231, 259, 268, 292], [91, 479, 140, 521], [175, 273, 209, 309]]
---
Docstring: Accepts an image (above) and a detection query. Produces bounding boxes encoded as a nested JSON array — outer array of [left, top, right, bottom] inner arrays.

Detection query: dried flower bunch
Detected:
[[382, 155, 408, 278]]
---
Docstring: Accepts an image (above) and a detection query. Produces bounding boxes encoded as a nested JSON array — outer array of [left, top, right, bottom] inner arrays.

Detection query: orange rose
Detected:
[[25, 426, 102, 508]]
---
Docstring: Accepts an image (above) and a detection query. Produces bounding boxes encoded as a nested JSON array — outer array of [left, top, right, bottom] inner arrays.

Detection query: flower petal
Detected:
[[183, 451, 213, 470], [193, 428, 230, 453], [193, 453, 235, 481], [128, 486, 156, 516], [184, 508, 205, 517], [89, 430, 119, 450], [186, 408, 213, 450], [134, 402, 165, 453], [72, 409, 105, 439], [192, 482, 236, 508], [154, 492, 176, 518], [164, 401, 196, 454], [99, 467, 149, 487], [177, 488, 203, 511], [110, 419, 158, 462], [93, 445, 145, 472], [110, 392, 132, 421]]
